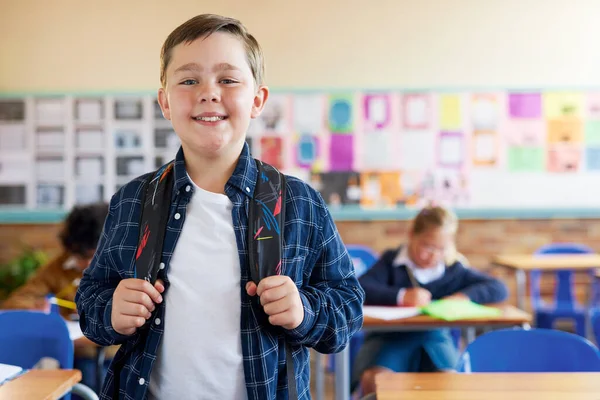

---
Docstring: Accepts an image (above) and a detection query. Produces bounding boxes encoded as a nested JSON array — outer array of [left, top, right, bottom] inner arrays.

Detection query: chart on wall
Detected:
[[1, 90, 600, 210]]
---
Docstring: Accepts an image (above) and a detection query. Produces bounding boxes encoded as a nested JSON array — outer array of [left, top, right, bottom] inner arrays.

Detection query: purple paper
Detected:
[[508, 93, 542, 118], [329, 135, 354, 171]]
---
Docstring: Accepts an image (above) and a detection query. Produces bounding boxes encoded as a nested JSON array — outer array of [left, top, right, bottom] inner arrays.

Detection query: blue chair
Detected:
[[530, 243, 595, 337], [456, 328, 600, 372], [0, 310, 98, 400]]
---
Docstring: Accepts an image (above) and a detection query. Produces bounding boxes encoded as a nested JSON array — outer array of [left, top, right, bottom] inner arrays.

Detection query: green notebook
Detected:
[[419, 299, 502, 321]]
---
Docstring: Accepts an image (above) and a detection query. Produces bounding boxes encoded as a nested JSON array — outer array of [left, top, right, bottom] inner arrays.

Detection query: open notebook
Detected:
[[363, 300, 502, 322], [0, 363, 24, 385]]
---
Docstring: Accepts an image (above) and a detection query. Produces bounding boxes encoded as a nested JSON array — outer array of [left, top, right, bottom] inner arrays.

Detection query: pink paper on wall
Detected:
[[329, 135, 354, 171], [363, 94, 392, 131], [436, 131, 464, 168], [504, 119, 546, 146], [587, 93, 600, 119], [401, 93, 431, 130], [547, 145, 581, 172], [508, 93, 542, 118]]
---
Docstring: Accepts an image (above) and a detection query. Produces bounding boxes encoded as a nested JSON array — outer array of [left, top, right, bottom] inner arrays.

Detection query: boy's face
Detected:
[[158, 32, 268, 159], [408, 228, 454, 269]]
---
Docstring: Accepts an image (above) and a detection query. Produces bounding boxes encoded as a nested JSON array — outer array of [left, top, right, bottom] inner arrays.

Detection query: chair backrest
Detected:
[[457, 328, 600, 372], [346, 245, 378, 278], [530, 242, 594, 308], [0, 310, 73, 369]]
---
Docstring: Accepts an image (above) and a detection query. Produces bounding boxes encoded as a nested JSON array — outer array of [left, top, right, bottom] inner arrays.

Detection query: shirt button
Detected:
[[155, 318, 161, 325], [185, 185, 191, 192], [174, 213, 181, 220], [159, 262, 165, 270], [138, 378, 145, 385], [245, 187, 250, 193]]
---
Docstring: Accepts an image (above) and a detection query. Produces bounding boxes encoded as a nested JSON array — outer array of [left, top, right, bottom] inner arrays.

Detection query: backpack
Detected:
[[134, 158, 297, 399]]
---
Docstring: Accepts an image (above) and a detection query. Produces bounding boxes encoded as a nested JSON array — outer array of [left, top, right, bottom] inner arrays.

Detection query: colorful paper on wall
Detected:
[[359, 171, 402, 208], [328, 95, 354, 133], [295, 135, 318, 168], [586, 93, 600, 119], [437, 131, 464, 168], [259, 137, 283, 170], [544, 92, 583, 118], [431, 169, 470, 207], [293, 94, 325, 134], [361, 132, 394, 170], [547, 145, 581, 172], [439, 95, 462, 130], [248, 94, 290, 135], [401, 93, 431, 130], [507, 147, 544, 172], [472, 131, 497, 166], [585, 148, 600, 170], [364, 94, 392, 131], [505, 120, 545, 146], [585, 121, 600, 144], [398, 131, 436, 170], [309, 172, 361, 206], [471, 94, 499, 130], [547, 118, 584, 143], [508, 93, 542, 119], [329, 134, 354, 171]]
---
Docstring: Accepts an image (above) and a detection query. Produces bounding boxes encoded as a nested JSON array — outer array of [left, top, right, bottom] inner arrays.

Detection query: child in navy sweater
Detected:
[[353, 206, 508, 395]]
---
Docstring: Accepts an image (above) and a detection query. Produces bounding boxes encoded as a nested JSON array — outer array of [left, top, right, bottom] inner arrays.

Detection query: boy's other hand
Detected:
[[246, 276, 304, 330], [111, 278, 165, 336], [402, 288, 432, 307]]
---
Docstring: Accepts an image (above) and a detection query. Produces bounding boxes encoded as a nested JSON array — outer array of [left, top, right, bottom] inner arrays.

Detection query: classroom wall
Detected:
[[2, 0, 600, 310], [2, 0, 600, 92]]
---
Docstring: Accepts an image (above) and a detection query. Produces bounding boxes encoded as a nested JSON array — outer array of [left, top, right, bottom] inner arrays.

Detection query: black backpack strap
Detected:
[[248, 159, 297, 400], [135, 162, 174, 284]]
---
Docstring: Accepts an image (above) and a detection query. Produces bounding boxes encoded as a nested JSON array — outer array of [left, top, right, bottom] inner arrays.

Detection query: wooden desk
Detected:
[[327, 304, 531, 400], [0, 369, 81, 400], [491, 254, 600, 310], [363, 304, 532, 332], [376, 372, 600, 400]]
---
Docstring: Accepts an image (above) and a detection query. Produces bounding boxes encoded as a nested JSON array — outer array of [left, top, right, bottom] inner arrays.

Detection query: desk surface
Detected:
[[376, 372, 600, 400], [492, 254, 600, 270], [363, 304, 531, 329], [0, 369, 81, 400]]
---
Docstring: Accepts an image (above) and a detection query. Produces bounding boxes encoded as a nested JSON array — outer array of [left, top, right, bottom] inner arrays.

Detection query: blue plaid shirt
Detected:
[[75, 143, 365, 400]]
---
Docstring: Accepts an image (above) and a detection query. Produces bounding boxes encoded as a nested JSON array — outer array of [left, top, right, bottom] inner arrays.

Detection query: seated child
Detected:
[[353, 205, 508, 395]]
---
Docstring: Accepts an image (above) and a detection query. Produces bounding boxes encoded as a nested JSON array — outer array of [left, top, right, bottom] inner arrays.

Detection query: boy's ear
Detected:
[[250, 86, 269, 119], [157, 88, 171, 120]]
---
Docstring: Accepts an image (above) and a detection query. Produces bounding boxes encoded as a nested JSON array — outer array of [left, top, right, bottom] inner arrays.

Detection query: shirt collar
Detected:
[[172, 141, 257, 199]]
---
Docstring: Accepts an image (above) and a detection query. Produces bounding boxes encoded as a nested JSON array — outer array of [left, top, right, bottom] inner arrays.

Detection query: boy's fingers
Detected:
[[259, 285, 288, 306], [256, 276, 289, 296], [246, 281, 258, 296], [155, 279, 165, 293]]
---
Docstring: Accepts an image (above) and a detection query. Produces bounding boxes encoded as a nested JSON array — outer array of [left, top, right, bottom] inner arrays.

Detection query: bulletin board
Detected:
[[0, 90, 599, 222]]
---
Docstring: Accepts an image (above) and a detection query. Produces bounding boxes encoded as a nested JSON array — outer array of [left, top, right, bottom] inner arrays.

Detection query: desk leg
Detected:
[[515, 269, 526, 310], [465, 327, 476, 344], [313, 351, 325, 400], [334, 347, 350, 400], [95, 346, 106, 392]]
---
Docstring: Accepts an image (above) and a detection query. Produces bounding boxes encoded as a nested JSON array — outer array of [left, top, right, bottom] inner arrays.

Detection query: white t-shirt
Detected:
[[148, 180, 247, 400]]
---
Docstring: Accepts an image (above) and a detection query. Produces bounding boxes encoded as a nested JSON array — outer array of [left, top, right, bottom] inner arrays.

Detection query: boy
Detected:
[[76, 14, 364, 400]]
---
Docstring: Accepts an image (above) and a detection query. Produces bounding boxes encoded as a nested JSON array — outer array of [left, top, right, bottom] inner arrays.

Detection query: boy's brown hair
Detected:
[[160, 14, 265, 88]]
